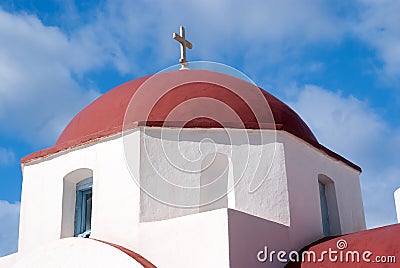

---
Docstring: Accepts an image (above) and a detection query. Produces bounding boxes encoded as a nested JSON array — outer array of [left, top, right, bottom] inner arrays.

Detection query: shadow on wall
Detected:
[[228, 209, 291, 268]]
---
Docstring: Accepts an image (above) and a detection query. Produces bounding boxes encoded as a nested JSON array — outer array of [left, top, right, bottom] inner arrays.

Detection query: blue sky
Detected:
[[1, 0, 400, 257]]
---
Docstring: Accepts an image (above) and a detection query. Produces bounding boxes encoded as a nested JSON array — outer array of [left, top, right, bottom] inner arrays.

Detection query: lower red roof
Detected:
[[93, 239, 157, 268], [286, 223, 400, 267]]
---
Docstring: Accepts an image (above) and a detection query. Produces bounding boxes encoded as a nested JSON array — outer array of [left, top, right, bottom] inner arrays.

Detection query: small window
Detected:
[[75, 177, 93, 237], [318, 174, 341, 236], [319, 181, 330, 236]]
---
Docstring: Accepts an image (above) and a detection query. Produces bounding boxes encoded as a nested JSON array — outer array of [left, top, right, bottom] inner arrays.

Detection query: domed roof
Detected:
[[21, 70, 360, 171], [57, 70, 317, 145]]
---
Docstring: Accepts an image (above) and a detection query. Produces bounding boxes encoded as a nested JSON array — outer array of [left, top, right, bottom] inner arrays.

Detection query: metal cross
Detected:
[[173, 26, 193, 69]]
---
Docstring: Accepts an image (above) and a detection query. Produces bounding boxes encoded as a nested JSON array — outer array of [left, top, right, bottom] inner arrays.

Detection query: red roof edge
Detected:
[[20, 122, 361, 172], [92, 239, 157, 268], [305, 138, 361, 173]]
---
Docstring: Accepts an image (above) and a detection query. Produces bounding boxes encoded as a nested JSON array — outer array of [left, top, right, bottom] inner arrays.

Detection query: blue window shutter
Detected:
[[75, 178, 93, 237], [319, 182, 330, 236]]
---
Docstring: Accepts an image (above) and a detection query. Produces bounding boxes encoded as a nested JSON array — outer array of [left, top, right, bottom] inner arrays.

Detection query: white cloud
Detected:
[[0, 9, 100, 145], [0, 148, 15, 166], [288, 85, 399, 227], [76, 0, 400, 83], [0, 200, 19, 257], [352, 0, 400, 79], [288, 85, 387, 162], [62, 0, 346, 74]]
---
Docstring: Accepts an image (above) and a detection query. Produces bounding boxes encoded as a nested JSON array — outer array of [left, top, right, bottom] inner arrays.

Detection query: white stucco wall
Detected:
[[10, 238, 143, 268], [222, 132, 366, 268], [281, 131, 365, 250], [139, 128, 365, 242], [19, 129, 141, 253], [138, 209, 230, 268], [228, 209, 292, 268], [0, 253, 18, 267], [16, 126, 365, 268], [395, 188, 400, 223], [139, 127, 290, 226]]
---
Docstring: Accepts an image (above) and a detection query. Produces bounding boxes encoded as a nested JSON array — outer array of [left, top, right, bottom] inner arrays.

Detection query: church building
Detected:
[[0, 27, 398, 268]]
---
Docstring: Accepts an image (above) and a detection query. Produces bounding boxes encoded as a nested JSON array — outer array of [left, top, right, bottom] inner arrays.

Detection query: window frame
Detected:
[[319, 181, 330, 236], [318, 174, 341, 236], [74, 177, 93, 237]]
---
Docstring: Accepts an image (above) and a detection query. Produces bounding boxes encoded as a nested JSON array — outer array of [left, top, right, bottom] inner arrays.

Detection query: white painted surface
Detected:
[[138, 209, 230, 268], [10, 238, 142, 268], [18, 129, 141, 254], [0, 253, 18, 267], [11, 126, 366, 268], [228, 209, 292, 268], [281, 131, 365, 249], [223, 131, 366, 267], [395, 188, 400, 223], [139, 128, 290, 226]]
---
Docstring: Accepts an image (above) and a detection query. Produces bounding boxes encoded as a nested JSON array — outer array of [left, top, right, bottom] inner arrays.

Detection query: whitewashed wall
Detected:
[[19, 129, 141, 254], [0, 253, 18, 267], [281, 131, 365, 250], [16, 126, 365, 268], [138, 209, 230, 268], [11, 238, 143, 268], [139, 127, 290, 225]]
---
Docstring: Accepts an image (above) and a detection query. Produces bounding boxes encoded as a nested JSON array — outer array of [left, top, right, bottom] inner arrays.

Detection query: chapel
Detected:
[[0, 27, 398, 268]]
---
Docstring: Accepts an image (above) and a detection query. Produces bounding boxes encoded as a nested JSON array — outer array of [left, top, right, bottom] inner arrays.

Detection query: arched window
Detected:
[[318, 174, 341, 236], [199, 153, 233, 213], [61, 168, 93, 238], [74, 177, 93, 237]]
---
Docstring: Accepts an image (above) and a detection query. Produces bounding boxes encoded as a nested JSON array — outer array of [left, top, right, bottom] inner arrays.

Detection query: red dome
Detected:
[[21, 70, 360, 171], [56, 69, 317, 146]]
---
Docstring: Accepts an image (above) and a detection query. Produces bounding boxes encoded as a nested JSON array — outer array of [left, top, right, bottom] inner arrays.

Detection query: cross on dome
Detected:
[[172, 26, 193, 69]]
